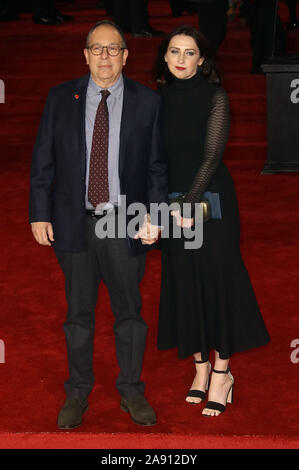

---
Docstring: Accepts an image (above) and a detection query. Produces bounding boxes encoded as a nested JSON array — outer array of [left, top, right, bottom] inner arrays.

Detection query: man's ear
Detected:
[[84, 49, 89, 65], [123, 49, 129, 66]]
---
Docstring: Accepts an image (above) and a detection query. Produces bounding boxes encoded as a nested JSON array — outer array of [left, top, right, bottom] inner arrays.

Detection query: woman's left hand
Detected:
[[171, 210, 194, 228]]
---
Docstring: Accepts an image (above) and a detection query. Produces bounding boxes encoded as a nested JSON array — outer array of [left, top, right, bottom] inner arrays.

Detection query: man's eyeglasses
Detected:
[[87, 44, 126, 56]]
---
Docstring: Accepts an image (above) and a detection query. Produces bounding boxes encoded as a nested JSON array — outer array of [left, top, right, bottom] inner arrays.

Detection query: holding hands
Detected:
[[134, 214, 161, 245]]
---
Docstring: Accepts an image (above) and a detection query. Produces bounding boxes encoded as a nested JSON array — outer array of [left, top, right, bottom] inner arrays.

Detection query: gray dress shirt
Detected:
[[85, 74, 124, 210]]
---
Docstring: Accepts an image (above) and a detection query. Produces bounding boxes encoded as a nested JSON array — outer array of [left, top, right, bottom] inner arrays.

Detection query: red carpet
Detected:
[[0, 0, 299, 449]]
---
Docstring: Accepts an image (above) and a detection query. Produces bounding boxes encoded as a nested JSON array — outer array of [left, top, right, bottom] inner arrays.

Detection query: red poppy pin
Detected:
[[74, 93, 79, 100]]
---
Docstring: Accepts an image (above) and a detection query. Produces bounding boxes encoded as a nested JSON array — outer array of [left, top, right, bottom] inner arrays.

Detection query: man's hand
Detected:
[[31, 222, 54, 246], [171, 210, 194, 228], [134, 214, 161, 245]]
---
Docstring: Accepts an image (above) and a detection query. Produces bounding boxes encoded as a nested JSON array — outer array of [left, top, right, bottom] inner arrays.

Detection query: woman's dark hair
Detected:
[[152, 25, 221, 88]]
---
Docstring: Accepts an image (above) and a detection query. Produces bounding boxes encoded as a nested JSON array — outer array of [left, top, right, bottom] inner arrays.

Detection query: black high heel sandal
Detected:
[[186, 360, 211, 404], [202, 367, 234, 416]]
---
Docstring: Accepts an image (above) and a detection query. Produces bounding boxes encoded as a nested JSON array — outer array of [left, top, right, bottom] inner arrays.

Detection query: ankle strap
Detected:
[[194, 359, 209, 364], [212, 367, 230, 374]]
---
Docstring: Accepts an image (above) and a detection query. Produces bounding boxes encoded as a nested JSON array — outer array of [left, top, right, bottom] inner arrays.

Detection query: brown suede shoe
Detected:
[[57, 398, 89, 430], [120, 395, 157, 426]]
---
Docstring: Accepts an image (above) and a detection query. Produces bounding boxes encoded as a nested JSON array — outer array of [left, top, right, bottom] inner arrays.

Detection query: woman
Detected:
[[153, 25, 270, 416]]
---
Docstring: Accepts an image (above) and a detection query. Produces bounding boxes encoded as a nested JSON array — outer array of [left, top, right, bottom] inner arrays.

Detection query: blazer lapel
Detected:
[[72, 74, 90, 179], [119, 76, 136, 179]]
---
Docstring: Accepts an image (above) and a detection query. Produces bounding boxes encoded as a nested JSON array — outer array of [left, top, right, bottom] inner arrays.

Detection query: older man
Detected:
[[29, 20, 168, 429]]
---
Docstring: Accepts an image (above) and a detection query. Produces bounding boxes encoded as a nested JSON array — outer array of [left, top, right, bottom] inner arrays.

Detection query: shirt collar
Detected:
[[87, 74, 124, 99]]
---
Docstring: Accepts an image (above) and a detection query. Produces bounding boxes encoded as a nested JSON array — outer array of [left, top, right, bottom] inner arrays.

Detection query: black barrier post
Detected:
[[262, 56, 299, 174]]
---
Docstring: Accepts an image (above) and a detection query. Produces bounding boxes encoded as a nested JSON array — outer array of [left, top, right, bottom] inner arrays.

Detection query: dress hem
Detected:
[[157, 336, 271, 361]]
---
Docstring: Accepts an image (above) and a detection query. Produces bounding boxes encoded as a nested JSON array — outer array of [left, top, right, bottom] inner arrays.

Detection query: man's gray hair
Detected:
[[86, 20, 127, 49]]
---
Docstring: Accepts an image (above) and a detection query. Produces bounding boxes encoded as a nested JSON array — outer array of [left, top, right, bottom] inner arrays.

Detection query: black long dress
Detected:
[[158, 71, 270, 360]]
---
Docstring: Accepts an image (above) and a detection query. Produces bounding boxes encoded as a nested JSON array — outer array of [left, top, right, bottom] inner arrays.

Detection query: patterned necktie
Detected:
[[88, 89, 110, 207]]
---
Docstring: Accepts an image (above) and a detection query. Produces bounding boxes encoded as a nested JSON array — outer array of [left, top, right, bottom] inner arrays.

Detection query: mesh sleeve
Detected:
[[183, 87, 230, 208]]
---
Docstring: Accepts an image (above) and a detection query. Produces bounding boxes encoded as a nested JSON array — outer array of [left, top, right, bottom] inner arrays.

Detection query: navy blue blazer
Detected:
[[29, 74, 168, 252]]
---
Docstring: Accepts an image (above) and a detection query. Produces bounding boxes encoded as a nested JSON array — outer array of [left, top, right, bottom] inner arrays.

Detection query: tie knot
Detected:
[[101, 90, 110, 100]]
